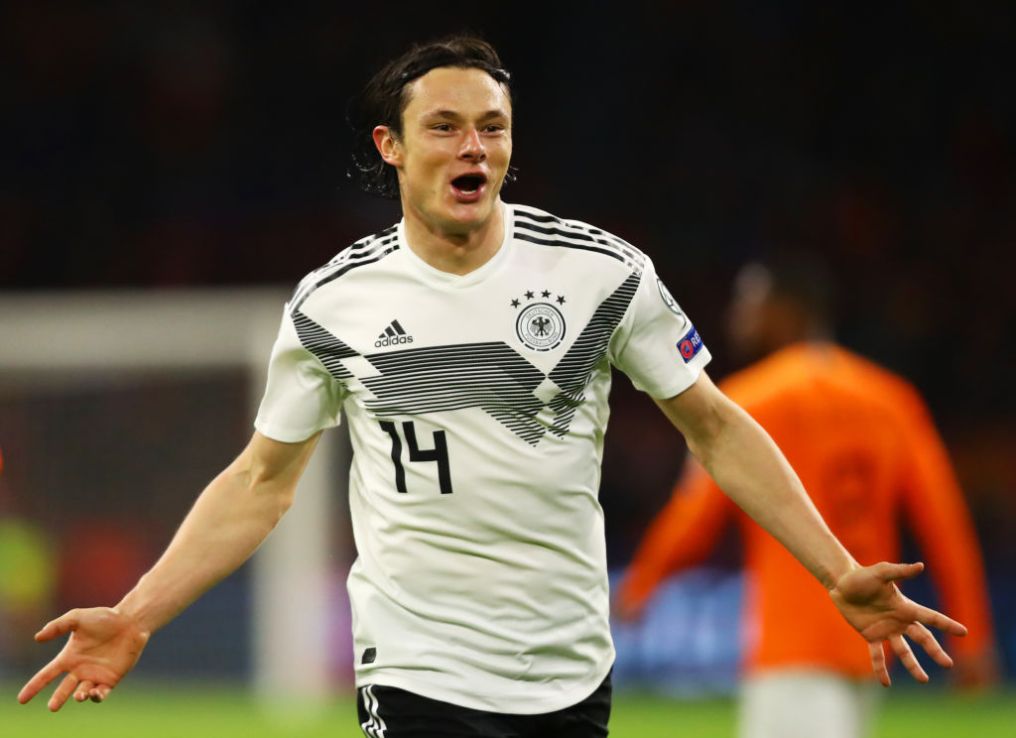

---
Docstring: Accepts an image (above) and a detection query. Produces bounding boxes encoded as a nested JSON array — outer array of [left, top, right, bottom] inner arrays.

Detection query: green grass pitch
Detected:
[[3, 682, 1014, 737]]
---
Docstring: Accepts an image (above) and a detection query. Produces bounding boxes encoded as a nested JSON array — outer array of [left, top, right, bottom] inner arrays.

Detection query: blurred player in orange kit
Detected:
[[618, 260, 999, 738]]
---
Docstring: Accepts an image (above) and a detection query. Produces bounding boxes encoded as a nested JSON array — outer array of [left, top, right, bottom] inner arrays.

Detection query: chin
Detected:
[[443, 200, 496, 230]]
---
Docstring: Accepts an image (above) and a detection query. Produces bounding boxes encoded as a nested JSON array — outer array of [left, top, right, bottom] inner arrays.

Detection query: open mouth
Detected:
[[450, 173, 488, 200]]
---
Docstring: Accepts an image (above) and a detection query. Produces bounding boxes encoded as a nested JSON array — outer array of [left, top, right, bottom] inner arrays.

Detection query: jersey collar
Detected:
[[397, 202, 515, 288]]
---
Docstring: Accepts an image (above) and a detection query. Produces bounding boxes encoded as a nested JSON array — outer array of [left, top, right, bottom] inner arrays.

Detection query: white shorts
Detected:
[[739, 669, 881, 738]]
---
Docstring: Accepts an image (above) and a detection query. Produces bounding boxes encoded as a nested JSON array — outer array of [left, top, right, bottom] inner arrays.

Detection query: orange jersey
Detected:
[[621, 342, 994, 678]]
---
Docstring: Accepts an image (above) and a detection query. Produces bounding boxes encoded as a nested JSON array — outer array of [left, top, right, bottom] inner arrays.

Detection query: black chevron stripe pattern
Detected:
[[289, 271, 641, 445], [292, 310, 359, 380], [362, 342, 550, 445], [547, 271, 641, 436], [291, 227, 399, 310], [513, 206, 646, 270], [514, 229, 626, 263]]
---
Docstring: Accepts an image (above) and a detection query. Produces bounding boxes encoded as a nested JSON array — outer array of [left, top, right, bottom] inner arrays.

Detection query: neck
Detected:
[[402, 200, 505, 276]]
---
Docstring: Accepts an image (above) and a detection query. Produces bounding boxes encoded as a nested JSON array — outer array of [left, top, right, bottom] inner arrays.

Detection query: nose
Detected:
[[459, 127, 486, 162]]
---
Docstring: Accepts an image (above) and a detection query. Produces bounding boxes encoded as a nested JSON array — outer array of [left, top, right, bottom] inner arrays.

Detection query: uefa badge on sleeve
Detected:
[[676, 326, 703, 363]]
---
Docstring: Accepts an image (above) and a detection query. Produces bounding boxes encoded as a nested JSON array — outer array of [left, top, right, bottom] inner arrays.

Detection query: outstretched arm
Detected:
[[18, 430, 320, 711], [654, 373, 967, 685]]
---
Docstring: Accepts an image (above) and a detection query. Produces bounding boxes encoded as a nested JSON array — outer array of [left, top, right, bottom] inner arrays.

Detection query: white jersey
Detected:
[[255, 202, 711, 713]]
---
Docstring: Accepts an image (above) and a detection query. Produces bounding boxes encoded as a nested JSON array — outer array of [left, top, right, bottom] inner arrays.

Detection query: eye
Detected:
[[430, 123, 454, 133], [483, 124, 506, 134]]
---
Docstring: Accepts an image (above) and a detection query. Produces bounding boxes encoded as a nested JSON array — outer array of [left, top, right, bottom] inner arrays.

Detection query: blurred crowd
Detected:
[[2, 1, 1014, 679]]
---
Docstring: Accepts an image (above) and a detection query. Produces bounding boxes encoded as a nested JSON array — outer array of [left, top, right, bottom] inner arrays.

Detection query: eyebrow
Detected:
[[422, 109, 510, 121]]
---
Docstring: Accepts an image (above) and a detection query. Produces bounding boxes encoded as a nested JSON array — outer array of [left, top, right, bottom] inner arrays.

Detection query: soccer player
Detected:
[[618, 260, 998, 738], [19, 37, 968, 737]]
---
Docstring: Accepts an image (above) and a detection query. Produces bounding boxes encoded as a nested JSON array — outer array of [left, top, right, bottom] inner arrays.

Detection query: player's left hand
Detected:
[[829, 561, 968, 687]]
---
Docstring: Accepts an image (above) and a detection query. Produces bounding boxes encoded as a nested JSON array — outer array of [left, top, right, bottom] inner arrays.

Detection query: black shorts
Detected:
[[356, 671, 612, 738]]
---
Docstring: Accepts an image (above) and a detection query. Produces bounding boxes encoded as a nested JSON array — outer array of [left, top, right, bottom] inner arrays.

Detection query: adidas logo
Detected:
[[374, 319, 414, 348]]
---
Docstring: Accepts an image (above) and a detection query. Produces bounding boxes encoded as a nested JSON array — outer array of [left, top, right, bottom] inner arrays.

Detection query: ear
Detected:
[[372, 125, 402, 166]]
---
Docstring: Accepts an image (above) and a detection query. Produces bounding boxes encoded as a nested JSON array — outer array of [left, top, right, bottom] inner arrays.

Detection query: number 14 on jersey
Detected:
[[379, 420, 454, 495]]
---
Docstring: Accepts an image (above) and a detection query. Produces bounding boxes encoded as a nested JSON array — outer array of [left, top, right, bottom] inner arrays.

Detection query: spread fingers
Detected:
[[48, 674, 78, 712], [890, 634, 929, 683], [906, 622, 954, 669]]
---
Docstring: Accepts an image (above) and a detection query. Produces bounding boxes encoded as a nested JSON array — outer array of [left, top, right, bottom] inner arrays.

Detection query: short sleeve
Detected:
[[610, 257, 711, 398], [254, 306, 345, 442]]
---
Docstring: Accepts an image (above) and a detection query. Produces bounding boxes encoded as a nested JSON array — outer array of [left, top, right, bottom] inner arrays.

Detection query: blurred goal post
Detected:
[[0, 289, 345, 703]]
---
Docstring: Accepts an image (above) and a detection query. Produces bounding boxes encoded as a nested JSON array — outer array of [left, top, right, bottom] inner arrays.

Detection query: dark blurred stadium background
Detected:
[[1, 0, 1013, 713]]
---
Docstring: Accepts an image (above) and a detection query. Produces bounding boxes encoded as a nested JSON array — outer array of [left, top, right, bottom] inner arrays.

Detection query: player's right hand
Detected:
[[17, 607, 150, 711]]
